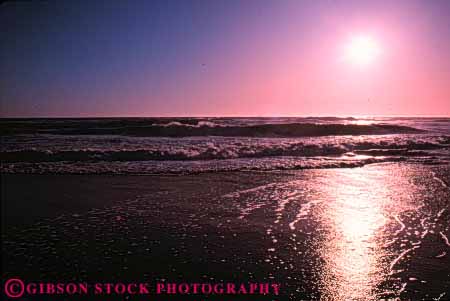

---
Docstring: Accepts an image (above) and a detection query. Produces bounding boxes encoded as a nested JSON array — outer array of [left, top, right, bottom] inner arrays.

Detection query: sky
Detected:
[[1, 0, 450, 117]]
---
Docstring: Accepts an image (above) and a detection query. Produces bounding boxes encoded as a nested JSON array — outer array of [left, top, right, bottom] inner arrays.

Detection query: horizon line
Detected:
[[1, 114, 450, 119]]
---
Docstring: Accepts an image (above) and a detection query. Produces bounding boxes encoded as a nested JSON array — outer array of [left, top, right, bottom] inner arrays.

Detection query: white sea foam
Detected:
[[389, 246, 420, 275], [1, 117, 449, 174], [439, 231, 450, 247]]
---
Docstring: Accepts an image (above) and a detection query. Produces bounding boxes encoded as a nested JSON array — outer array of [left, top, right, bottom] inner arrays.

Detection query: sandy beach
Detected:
[[2, 163, 449, 300]]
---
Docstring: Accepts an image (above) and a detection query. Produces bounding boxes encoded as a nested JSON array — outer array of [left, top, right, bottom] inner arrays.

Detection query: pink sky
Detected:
[[1, 0, 449, 117]]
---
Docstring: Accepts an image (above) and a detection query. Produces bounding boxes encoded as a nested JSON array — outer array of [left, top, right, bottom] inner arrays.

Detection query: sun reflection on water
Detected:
[[232, 164, 433, 299], [316, 167, 410, 301]]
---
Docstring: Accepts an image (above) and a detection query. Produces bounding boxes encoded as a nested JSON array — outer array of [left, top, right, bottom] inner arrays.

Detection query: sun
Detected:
[[345, 35, 381, 67]]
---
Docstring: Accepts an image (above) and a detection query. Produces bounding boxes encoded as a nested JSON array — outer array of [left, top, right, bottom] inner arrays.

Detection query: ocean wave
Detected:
[[150, 120, 219, 128], [48, 123, 426, 137], [2, 117, 448, 175], [2, 137, 448, 163], [1, 121, 424, 137], [0, 156, 408, 175]]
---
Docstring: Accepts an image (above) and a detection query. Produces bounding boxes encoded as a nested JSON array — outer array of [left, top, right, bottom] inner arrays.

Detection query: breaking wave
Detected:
[[2, 137, 449, 163], [1, 117, 448, 174], [1, 121, 424, 137]]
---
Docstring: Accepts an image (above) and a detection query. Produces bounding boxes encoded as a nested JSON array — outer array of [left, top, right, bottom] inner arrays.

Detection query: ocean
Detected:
[[2, 116, 450, 300], [1, 116, 449, 174]]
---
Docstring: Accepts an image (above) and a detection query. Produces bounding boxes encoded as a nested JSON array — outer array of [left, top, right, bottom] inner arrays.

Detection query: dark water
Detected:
[[2, 165, 449, 300], [1, 117, 449, 174], [1, 117, 450, 300]]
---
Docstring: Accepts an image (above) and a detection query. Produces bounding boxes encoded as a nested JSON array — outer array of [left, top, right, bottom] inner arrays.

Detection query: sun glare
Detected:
[[345, 35, 381, 67]]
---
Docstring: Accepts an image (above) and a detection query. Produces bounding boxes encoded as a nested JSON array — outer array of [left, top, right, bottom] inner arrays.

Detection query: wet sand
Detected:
[[2, 163, 450, 300]]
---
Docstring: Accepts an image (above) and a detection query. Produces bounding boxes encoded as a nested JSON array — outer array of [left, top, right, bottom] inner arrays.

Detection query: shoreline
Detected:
[[2, 162, 450, 300]]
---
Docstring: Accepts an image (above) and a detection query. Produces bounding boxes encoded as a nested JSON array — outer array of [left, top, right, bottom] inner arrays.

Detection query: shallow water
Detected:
[[225, 164, 450, 300], [2, 163, 449, 300]]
